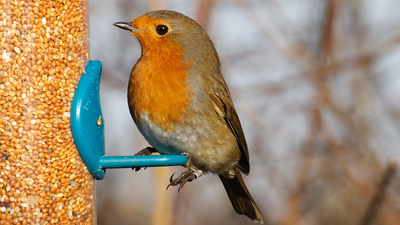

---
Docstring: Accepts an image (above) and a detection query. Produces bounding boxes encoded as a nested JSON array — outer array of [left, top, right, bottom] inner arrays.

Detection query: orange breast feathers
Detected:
[[128, 26, 193, 130]]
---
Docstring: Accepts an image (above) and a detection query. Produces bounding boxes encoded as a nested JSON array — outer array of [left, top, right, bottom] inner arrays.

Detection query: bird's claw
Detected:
[[135, 146, 157, 156], [166, 153, 203, 192], [169, 172, 176, 183], [166, 170, 198, 192], [132, 147, 157, 171]]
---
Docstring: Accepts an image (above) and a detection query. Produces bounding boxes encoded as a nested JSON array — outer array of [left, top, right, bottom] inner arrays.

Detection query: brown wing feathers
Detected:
[[206, 85, 250, 175]]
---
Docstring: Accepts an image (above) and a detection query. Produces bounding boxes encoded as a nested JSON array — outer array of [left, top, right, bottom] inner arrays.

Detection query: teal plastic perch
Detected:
[[70, 60, 188, 180]]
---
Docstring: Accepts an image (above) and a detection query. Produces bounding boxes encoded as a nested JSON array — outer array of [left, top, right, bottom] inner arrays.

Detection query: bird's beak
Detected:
[[113, 22, 141, 33]]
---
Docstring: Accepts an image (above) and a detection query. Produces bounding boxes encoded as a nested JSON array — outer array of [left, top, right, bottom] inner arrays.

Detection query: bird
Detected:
[[114, 10, 264, 224]]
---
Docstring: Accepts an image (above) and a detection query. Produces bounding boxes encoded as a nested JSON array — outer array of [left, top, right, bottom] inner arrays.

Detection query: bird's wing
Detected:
[[204, 76, 250, 175]]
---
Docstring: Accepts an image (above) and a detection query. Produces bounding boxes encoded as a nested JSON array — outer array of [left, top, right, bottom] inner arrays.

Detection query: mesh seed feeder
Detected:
[[0, 1, 186, 224]]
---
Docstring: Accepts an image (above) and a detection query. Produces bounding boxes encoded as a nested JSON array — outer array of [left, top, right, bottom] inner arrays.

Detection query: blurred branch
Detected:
[[278, 2, 339, 223], [279, 140, 316, 225], [318, 0, 339, 59], [360, 161, 398, 225], [195, 0, 216, 30], [152, 167, 174, 225], [237, 1, 315, 72], [376, 200, 400, 225], [149, 0, 165, 10], [324, 138, 374, 198]]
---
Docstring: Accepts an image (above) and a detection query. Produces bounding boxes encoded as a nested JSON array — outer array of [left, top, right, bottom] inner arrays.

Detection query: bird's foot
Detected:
[[166, 153, 203, 192], [135, 146, 157, 156], [132, 146, 157, 171], [166, 169, 203, 192]]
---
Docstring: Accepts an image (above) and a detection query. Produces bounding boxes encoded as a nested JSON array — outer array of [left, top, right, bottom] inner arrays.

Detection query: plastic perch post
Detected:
[[70, 60, 188, 180]]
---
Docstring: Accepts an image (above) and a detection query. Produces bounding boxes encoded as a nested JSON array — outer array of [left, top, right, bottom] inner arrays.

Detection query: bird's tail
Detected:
[[219, 168, 264, 224]]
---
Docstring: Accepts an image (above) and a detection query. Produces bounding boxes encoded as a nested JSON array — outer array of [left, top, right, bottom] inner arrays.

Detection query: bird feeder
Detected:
[[0, 1, 186, 224], [0, 0, 94, 224]]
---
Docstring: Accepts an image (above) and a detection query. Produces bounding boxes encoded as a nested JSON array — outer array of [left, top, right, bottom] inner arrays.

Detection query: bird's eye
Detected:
[[156, 25, 169, 35]]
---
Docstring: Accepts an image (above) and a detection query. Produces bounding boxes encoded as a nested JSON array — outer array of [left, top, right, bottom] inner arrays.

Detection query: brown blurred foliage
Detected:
[[234, 1, 400, 225]]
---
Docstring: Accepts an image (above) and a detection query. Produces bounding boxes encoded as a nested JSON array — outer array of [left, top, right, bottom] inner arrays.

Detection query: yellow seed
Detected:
[[14, 47, 21, 54], [96, 116, 102, 126]]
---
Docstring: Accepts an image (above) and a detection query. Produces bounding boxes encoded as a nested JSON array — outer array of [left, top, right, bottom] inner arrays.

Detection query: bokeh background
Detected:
[[88, 0, 400, 225]]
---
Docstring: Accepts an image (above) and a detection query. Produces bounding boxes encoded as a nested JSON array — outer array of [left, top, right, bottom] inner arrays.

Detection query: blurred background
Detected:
[[88, 0, 400, 224]]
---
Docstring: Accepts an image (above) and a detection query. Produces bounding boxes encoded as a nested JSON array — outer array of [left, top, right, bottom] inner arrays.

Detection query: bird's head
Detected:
[[114, 10, 220, 71]]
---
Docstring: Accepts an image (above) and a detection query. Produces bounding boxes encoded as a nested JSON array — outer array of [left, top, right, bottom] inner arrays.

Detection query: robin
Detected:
[[114, 10, 264, 224]]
